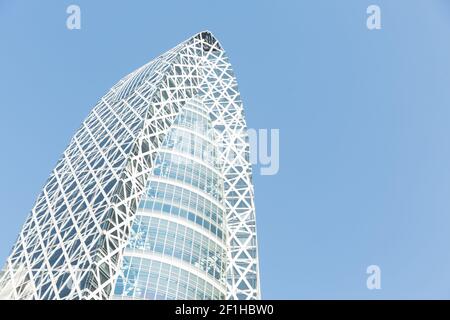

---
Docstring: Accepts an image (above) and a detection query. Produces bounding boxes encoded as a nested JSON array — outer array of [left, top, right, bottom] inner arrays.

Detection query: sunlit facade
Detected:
[[0, 31, 260, 300], [113, 98, 227, 299]]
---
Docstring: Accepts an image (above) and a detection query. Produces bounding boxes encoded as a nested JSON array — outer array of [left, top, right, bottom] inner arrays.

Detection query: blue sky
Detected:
[[2, 0, 450, 299]]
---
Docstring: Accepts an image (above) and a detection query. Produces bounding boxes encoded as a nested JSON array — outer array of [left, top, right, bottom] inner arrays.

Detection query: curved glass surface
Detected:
[[114, 97, 227, 300]]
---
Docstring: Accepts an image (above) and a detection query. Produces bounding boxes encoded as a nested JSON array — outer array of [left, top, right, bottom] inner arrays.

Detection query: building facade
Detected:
[[0, 31, 260, 300]]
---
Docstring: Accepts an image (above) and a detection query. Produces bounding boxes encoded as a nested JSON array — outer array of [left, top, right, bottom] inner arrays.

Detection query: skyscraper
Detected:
[[0, 31, 260, 300]]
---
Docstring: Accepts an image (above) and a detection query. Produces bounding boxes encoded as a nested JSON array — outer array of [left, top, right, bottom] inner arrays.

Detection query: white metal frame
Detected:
[[0, 31, 260, 300]]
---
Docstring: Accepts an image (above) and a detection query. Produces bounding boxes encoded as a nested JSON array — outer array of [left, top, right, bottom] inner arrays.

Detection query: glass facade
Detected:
[[0, 31, 260, 300], [114, 99, 227, 299]]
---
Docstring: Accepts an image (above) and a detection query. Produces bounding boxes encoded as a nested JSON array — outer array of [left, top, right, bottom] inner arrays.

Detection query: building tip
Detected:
[[194, 30, 222, 50]]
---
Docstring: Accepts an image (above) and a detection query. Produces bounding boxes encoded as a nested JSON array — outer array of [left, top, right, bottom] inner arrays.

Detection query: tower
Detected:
[[0, 31, 260, 300]]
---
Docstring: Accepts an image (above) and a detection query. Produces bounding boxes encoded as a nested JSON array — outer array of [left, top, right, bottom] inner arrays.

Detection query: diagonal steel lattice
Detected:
[[0, 31, 260, 300]]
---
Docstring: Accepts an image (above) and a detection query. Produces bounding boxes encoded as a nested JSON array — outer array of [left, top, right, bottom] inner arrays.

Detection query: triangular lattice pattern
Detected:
[[0, 31, 260, 300]]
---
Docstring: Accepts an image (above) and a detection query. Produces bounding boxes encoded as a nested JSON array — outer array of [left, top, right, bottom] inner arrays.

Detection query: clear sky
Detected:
[[2, 0, 450, 299]]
